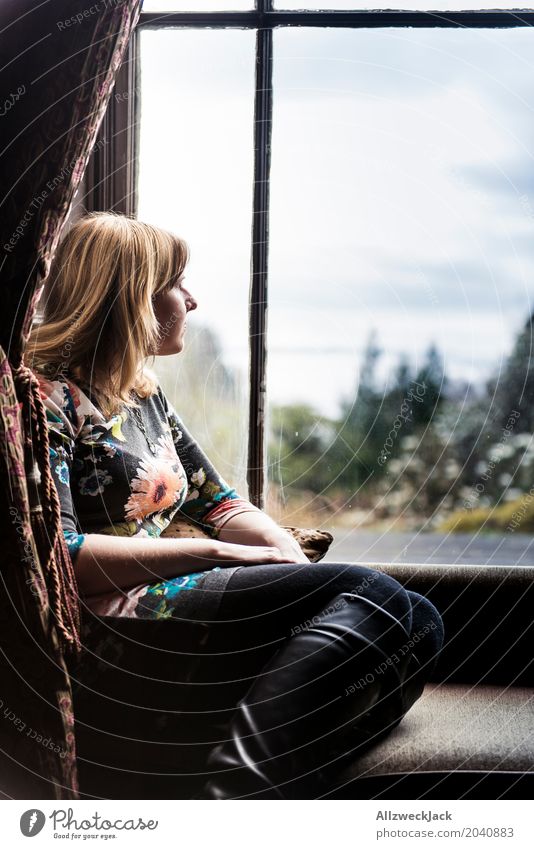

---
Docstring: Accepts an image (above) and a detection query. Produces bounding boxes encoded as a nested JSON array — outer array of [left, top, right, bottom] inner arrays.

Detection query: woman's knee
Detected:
[[318, 563, 413, 628], [406, 590, 445, 655]]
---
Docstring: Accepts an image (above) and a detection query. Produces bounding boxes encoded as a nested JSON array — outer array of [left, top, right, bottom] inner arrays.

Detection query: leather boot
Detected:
[[197, 591, 417, 799], [320, 647, 425, 781], [318, 628, 443, 787]]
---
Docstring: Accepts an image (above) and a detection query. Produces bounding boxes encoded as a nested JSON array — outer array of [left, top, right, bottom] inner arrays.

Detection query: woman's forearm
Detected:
[[216, 511, 310, 562], [72, 532, 300, 597], [73, 533, 222, 596]]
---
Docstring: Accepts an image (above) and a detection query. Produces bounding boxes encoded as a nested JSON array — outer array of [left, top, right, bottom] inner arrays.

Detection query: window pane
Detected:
[[142, 0, 253, 10], [138, 29, 255, 495], [267, 27, 534, 566], [276, 1, 534, 9]]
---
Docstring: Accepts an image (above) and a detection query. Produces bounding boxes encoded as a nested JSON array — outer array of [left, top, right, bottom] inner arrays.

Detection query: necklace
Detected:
[[129, 397, 159, 457]]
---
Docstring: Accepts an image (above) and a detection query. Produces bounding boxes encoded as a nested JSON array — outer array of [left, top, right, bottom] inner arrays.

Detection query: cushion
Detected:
[[329, 682, 534, 797]]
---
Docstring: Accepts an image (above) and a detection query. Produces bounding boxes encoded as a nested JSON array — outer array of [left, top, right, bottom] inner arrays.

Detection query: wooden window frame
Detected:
[[85, 1, 534, 508]]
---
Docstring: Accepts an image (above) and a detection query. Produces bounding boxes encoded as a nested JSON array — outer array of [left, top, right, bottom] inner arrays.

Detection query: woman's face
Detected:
[[152, 273, 198, 356]]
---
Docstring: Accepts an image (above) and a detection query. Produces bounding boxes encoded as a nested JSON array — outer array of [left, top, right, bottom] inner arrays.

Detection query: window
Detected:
[[143, 0, 252, 9], [138, 27, 256, 496], [267, 25, 534, 567], [276, 0, 534, 8], [96, 2, 534, 565]]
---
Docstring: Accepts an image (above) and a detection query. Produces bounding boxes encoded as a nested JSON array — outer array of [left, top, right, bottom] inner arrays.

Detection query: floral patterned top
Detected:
[[36, 366, 261, 621]]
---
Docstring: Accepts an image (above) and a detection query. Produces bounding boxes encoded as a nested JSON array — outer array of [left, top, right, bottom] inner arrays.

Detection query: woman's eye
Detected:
[[164, 279, 181, 293]]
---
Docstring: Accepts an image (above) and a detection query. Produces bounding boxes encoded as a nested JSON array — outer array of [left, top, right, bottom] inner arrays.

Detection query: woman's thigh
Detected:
[[215, 561, 413, 633], [193, 562, 443, 711]]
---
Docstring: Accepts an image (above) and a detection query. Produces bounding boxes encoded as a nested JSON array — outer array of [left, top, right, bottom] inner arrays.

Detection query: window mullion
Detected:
[[248, 24, 273, 509]]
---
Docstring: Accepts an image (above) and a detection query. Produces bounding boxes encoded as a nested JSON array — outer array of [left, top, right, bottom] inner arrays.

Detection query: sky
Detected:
[[137, 19, 534, 418], [143, 1, 534, 10]]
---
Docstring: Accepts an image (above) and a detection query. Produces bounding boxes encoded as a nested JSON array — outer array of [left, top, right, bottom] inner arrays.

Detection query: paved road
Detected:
[[323, 529, 534, 566]]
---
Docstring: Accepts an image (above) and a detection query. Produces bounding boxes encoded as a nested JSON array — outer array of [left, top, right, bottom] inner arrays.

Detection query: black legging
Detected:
[[190, 562, 444, 721]]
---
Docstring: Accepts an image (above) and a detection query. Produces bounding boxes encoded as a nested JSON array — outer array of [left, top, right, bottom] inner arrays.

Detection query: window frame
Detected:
[[85, 1, 534, 509]]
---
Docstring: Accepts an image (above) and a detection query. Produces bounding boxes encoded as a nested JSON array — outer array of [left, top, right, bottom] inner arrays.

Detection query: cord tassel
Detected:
[[15, 362, 82, 658]]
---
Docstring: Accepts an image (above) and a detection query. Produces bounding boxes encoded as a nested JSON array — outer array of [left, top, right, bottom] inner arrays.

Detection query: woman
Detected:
[[28, 211, 444, 800]]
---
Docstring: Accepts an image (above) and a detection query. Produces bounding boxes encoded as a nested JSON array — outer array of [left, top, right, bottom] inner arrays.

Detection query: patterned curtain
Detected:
[[0, 0, 141, 799]]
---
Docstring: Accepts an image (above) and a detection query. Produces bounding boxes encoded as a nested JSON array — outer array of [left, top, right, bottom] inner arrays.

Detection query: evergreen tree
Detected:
[[381, 354, 416, 441], [492, 311, 534, 433], [338, 330, 381, 430], [335, 329, 384, 486], [411, 343, 446, 427]]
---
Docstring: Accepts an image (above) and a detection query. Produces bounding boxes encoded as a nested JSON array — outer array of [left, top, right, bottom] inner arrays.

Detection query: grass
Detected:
[[439, 493, 534, 534]]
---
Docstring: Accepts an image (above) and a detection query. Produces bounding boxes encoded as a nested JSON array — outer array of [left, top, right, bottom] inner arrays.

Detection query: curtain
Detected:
[[0, 0, 141, 799]]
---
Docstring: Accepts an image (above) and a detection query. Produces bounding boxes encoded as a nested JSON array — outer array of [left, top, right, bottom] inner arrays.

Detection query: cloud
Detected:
[[138, 23, 534, 417]]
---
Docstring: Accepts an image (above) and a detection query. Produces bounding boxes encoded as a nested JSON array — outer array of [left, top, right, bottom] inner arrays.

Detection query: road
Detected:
[[323, 529, 534, 566]]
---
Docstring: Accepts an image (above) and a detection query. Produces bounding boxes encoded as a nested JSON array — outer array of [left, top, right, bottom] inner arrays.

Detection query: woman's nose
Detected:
[[187, 296, 198, 311]]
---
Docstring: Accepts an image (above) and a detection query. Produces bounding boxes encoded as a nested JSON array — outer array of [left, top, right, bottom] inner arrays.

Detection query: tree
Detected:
[[334, 329, 386, 487], [491, 311, 534, 434], [267, 403, 336, 493], [379, 354, 416, 443], [411, 343, 447, 427]]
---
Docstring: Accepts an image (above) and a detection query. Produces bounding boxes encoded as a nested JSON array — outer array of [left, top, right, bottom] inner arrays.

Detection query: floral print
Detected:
[[36, 365, 253, 621], [124, 433, 187, 521], [133, 569, 219, 619], [79, 469, 113, 497], [63, 531, 85, 560], [50, 446, 70, 484]]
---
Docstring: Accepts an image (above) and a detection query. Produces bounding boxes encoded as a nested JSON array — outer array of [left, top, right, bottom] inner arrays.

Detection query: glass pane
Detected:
[[267, 27, 534, 566], [138, 29, 255, 495], [276, 1, 534, 8], [142, 0, 253, 10]]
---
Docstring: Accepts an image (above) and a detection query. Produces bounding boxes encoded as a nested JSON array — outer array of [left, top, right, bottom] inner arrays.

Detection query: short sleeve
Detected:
[[37, 374, 86, 563], [157, 386, 263, 534]]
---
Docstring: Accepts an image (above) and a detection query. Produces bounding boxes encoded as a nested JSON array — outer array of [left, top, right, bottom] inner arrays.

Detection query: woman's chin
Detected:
[[156, 339, 185, 356]]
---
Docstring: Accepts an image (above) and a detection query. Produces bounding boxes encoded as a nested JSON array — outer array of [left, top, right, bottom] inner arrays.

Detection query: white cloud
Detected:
[[138, 25, 534, 418]]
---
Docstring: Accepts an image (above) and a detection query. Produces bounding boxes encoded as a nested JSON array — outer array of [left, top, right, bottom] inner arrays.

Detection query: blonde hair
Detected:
[[26, 211, 189, 418]]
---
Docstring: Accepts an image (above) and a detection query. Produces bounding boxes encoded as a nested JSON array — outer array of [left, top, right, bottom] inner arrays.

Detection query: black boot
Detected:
[[321, 646, 426, 778], [198, 591, 417, 799]]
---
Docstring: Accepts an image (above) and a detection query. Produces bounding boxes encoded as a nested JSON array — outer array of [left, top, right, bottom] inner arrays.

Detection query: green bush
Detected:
[[439, 493, 534, 534]]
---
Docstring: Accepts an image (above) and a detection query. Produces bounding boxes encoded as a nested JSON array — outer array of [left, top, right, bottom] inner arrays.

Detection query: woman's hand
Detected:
[[269, 535, 311, 564], [214, 511, 312, 564]]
